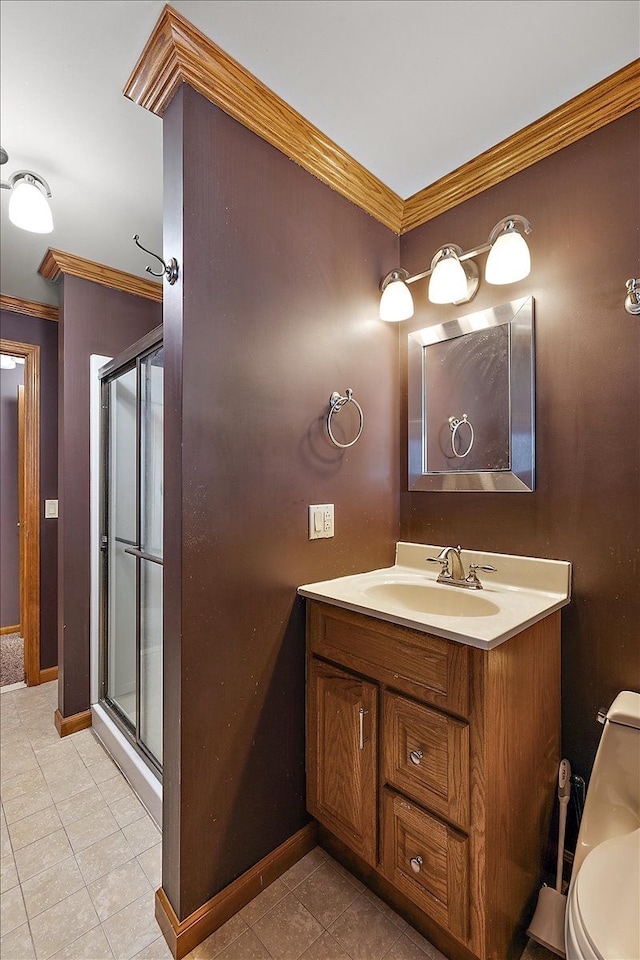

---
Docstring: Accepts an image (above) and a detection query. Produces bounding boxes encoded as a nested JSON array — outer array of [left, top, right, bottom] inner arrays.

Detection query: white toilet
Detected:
[[565, 690, 640, 960]]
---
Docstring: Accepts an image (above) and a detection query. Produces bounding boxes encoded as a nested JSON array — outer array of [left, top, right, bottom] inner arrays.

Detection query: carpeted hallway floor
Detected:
[[0, 631, 24, 686]]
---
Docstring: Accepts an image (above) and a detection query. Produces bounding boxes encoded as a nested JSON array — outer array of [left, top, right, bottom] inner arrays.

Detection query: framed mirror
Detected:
[[408, 296, 534, 491]]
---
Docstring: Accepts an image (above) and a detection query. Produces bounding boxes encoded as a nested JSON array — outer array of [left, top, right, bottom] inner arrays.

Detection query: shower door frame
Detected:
[[98, 325, 163, 781]]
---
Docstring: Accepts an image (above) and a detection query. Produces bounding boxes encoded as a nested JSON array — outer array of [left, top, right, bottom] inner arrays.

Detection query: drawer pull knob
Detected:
[[410, 856, 423, 874], [409, 749, 423, 766]]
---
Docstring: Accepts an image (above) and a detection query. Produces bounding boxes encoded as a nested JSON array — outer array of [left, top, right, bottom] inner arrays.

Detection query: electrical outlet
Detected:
[[308, 504, 335, 539]]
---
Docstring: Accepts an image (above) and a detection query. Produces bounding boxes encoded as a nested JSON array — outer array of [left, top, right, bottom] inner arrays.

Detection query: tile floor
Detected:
[[1, 681, 555, 960]]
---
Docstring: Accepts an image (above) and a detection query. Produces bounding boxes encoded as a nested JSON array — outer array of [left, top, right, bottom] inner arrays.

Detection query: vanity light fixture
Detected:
[[379, 214, 532, 321], [379, 269, 415, 321], [0, 148, 54, 234], [485, 217, 531, 284], [428, 244, 479, 305]]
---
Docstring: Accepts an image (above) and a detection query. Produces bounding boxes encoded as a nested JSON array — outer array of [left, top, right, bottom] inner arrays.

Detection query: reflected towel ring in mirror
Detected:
[[327, 389, 364, 448], [449, 414, 474, 458]]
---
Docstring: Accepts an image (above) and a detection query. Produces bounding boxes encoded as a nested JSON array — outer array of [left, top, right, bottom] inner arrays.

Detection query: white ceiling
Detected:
[[1, 0, 638, 307]]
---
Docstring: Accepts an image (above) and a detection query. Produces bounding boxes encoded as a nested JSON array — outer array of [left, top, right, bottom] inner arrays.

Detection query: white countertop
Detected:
[[298, 542, 572, 649]]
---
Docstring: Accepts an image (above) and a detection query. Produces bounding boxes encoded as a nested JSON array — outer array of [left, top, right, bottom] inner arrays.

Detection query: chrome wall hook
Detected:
[[624, 278, 640, 315], [133, 234, 179, 285]]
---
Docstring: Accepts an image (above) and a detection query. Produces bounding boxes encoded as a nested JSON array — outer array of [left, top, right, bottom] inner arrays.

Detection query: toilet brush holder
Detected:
[[527, 884, 567, 958]]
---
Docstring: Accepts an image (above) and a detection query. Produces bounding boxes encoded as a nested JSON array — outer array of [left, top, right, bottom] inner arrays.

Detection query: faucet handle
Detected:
[[465, 563, 497, 588], [427, 556, 450, 575]]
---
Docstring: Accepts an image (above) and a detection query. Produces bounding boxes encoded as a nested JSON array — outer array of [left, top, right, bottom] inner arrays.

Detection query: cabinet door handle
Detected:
[[358, 707, 369, 750], [409, 749, 423, 766], [410, 856, 423, 874]]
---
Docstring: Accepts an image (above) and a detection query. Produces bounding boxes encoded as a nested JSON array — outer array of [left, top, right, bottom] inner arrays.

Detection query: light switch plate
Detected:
[[308, 504, 334, 539], [44, 499, 58, 518]]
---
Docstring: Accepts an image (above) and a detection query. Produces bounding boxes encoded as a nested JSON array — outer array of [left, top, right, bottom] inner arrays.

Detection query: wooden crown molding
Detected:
[[0, 294, 59, 322], [124, 5, 404, 233], [38, 249, 163, 303], [126, 5, 639, 237], [401, 59, 640, 233]]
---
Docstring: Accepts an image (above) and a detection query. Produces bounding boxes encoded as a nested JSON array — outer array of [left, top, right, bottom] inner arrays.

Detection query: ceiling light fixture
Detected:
[[1, 148, 54, 234], [379, 215, 532, 321]]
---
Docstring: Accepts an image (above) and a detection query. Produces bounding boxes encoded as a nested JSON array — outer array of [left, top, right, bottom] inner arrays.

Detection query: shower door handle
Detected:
[[124, 546, 163, 566]]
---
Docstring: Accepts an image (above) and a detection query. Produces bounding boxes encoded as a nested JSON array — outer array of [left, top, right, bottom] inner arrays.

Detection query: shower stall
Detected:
[[91, 326, 163, 823]]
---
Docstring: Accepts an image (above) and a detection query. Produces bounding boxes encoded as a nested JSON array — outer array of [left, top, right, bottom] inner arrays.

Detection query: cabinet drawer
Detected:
[[382, 692, 469, 830], [308, 602, 469, 718], [382, 788, 469, 942]]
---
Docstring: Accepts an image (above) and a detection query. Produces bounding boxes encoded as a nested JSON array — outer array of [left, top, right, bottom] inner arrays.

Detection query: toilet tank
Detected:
[[573, 691, 640, 875]]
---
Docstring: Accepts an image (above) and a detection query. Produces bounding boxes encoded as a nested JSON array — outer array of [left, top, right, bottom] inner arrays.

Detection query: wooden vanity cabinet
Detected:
[[306, 600, 561, 960]]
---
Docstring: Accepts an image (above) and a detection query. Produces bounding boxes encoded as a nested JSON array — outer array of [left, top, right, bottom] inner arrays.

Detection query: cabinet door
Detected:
[[307, 658, 377, 866]]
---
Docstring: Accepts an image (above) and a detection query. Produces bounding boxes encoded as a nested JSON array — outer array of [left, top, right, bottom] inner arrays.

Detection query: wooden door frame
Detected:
[[1, 338, 40, 685]]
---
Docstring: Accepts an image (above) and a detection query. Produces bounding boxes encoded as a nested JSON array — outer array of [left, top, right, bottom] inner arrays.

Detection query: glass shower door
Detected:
[[138, 345, 163, 764], [100, 329, 163, 775], [106, 367, 138, 728]]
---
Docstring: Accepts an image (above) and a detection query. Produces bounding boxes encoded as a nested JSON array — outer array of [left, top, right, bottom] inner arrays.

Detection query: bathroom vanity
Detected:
[[299, 544, 571, 960]]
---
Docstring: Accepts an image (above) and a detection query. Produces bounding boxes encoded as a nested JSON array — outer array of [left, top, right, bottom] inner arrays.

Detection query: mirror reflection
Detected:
[[408, 296, 535, 492]]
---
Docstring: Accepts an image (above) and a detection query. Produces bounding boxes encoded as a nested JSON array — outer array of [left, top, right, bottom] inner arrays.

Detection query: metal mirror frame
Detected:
[[408, 296, 535, 492]]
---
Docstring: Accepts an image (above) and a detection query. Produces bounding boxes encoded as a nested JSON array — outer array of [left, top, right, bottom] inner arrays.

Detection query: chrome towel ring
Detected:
[[449, 413, 474, 458], [327, 389, 364, 448]]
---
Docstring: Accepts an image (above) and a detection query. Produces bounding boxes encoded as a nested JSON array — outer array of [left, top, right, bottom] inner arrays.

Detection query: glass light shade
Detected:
[[428, 253, 468, 304], [8, 177, 53, 233], [0, 355, 17, 369], [485, 230, 531, 284], [379, 278, 414, 322]]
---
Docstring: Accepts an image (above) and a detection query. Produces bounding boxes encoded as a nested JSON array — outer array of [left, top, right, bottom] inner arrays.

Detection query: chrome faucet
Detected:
[[432, 545, 465, 581], [427, 545, 496, 590]]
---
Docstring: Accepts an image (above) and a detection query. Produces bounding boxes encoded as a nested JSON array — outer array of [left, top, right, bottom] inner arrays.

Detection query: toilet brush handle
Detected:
[[558, 758, 571, 799], [556, 795, 569, 893], [555, 759, 572, 893]]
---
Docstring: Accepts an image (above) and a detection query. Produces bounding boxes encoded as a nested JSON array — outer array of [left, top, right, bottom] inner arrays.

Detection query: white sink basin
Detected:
[[298, 542, 572, 649], [363, 581, 500, 618]]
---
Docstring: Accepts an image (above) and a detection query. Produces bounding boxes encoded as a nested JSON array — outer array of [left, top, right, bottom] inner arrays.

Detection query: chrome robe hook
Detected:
[[625, 278, 640, 315], [133, 235, 179, 285]]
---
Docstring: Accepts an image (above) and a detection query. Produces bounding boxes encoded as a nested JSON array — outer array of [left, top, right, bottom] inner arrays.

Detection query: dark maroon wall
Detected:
[[163, 85, 399, 919], [0, 310, 58, 668], [0, 362, 25, 627], [399, 110, 640, 787], [58, 277, 162, 716]]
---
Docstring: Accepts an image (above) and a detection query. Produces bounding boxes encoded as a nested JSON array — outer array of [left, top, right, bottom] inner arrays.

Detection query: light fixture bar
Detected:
[[404, 241, 492, 285]]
